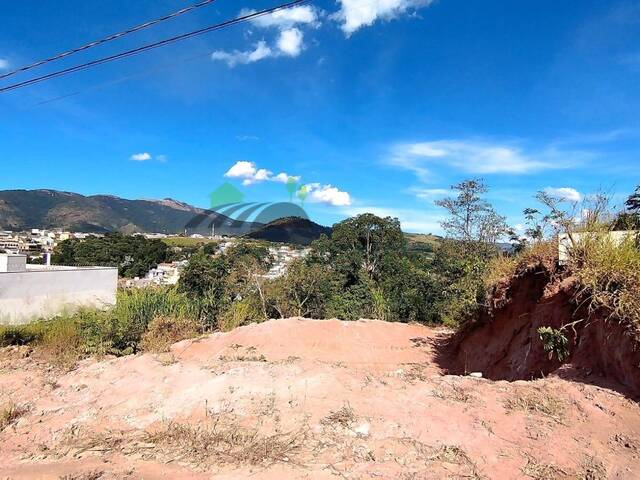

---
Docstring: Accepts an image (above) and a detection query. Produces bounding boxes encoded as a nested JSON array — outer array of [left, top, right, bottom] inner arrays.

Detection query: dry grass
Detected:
[[0, 401, 30, 431], [321, 404, 357, 429], [218, 344, 267, 362], [400, 363, 430, 382], [428, 444, 484, 479], [570, 232, 640, 330], [504, 388, 565, 423], [579, 454, 607, 480], [140, 315, 201, 353], [484, 241, 558, 290], [147, 418, 306, 467], [58, 471, 104, 480], [63, 415, 307, 468], [432, 381, 473, 403], [521, 454, 568, 480]]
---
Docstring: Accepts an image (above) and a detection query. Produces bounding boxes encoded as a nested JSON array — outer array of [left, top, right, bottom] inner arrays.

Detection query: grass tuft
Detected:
[[0, 401, 30, 431], [140, 315, 201, 353]]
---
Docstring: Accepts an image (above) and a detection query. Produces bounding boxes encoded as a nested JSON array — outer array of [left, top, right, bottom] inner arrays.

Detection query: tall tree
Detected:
[[435, 179, 508, 248]]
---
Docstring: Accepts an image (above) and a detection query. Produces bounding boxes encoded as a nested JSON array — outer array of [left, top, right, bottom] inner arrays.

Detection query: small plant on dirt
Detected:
[[504, 388, 565, 423], [140, 315, 201, 353], [537, 326, 570, 362], [0, 401, 30, 431], [147, 417, 306, 466], [58, 471, 104, 480], [321, 404, 357, 429], [521, 454, 568, 480], [432, 382, 472, 403]]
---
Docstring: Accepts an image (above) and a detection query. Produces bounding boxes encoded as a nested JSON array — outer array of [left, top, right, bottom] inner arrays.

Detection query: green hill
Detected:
[[244, 216, 332, 246]]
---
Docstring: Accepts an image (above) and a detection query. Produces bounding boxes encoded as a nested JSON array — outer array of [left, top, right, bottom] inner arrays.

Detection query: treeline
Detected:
[[166, 180, 514, 330], [5, 180, 639, 364], [52, 233, 169, 277]]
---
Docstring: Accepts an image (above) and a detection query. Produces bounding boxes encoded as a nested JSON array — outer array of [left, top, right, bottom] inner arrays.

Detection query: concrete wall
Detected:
[[0, 266, 118, 325]]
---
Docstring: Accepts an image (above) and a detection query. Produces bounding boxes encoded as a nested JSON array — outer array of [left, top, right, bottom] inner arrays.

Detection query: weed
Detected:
[[147, 417, 306, 466], [504, 388, 565, 423], [0, 401, 30, 431], [432, 381, 472, 403], [521, 454, 568, 480], [321, 404, 357, 429], [140, 315, 200, 353], [58, 471, 104, 480]]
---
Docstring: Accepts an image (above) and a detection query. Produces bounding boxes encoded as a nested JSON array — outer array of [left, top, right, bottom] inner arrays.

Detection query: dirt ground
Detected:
[[1, 318, 639, 479]]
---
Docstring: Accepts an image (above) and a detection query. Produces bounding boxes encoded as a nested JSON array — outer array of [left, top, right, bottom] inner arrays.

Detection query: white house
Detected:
[[0, 253, 118, 325]]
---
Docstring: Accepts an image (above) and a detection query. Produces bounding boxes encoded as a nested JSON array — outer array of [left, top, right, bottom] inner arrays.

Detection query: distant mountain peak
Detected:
[[0, 189, 256, 235]]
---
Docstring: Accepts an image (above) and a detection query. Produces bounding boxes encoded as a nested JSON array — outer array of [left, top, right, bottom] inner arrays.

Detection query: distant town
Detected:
[[0, 227, 310, 288]]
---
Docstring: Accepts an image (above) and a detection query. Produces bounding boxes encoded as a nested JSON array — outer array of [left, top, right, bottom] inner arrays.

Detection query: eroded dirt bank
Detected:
[[1, 317, 639, 479], [449, 264, 640, 397]]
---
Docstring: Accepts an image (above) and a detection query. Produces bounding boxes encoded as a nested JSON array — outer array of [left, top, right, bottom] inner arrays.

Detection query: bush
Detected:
[[140, 315, 201, 353], [570, 231, 640, 329], [483, 241, 557, 290], [217, 298, 262, 332], [0, 287, 203, 360]]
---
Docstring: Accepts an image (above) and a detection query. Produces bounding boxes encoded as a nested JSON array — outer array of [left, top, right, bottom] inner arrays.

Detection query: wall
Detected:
[[0, 266, 118, 325]]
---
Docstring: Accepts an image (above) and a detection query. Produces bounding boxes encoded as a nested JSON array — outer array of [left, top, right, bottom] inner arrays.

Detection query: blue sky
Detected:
[[1, 0, 640, 233]]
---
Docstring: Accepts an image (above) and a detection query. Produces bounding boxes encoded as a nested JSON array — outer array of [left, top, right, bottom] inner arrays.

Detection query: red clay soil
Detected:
[[1, 317, 640, 479], [449, 264, 640, 397]]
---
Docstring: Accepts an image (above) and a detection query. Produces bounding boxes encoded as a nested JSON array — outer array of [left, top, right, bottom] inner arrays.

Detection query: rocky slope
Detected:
[[1, 318, 639, 479]]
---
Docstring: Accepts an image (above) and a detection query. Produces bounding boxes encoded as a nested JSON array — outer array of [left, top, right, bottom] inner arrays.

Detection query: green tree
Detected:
[[325, 213, 406, 282], [178, 252, 228, 297], [435, 179, 508, 252], [51, 233, 168, 277]]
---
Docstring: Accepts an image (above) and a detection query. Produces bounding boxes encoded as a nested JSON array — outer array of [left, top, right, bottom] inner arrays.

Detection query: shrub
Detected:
[[483, 241, 557, 289], [140, 315, 201, 353], [217, 298, 262, 332], [570, 231, 640, 329], [0, 287, 203, 359]]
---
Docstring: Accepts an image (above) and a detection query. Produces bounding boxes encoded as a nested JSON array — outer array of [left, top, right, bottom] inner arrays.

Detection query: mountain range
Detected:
[[0, 190, 332, 244]]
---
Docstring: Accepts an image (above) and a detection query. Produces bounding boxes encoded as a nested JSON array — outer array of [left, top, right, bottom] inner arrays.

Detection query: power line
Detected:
[[0, 0, 308, 94], [0, 0, 218, 81], [30, 50, 213, 107]]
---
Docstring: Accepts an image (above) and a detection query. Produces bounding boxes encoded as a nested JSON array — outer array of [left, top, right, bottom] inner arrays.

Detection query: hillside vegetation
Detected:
[[0, 189, 257, 235], [243, 216, 332, 245], [2, 181, 640, 384]]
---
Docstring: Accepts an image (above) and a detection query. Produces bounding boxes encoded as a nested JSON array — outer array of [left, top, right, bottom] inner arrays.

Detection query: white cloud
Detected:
[[334, 0, 434, 35], [388, 139, 585, 179], [305, 183, 352, 206], [212, 6, 318, 67], [273, 172, 300, 183], [224, 161, 299, 186], [411, 187, 450, 199], [277, 28, 304, 57], [0, 58, 9, 70], [211, 41, 273, 67], [243, 6, 319, 28], [224, 161, 349, 206], [544, 187, 582, 203], [130, 152, 152, 162]]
